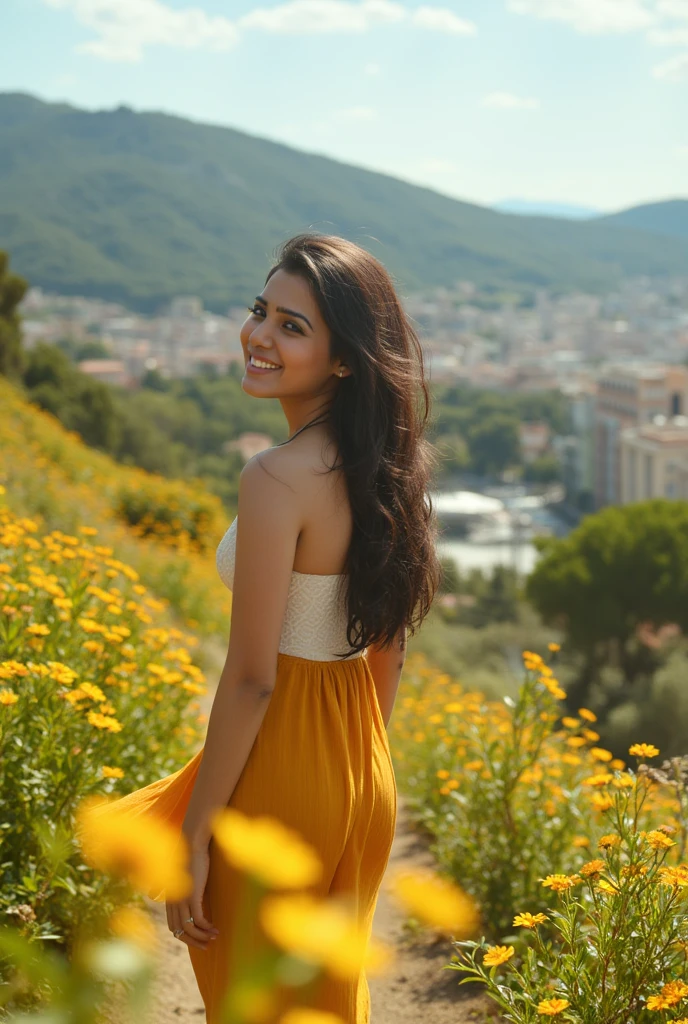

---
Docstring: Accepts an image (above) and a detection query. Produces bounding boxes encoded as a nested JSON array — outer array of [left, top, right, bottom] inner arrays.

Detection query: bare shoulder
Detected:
[[240, 431, 335, 505]]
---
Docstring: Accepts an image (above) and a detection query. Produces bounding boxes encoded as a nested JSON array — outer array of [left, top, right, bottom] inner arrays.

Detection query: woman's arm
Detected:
[[181, 451, 301, 850], [365, 625, 407, 729]]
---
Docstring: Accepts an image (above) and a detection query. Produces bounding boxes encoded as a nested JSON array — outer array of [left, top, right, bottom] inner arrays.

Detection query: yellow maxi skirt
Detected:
[[106, 651, 397, 1023]]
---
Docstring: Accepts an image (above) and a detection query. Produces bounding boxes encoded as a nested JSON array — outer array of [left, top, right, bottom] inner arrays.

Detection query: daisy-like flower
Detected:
[[561, 716, 580, 729], [101, 766, 124, 779], [579, 859, 605, 878], [582, 773, 613, 788], [590, 747, 613, 762], [547, 642, 561, 652], [629, 743, 659, 759], [212, 808, 322, 890], [25, 623, 50, 636], [578, 708, 597, 722], [513, 912, 548, 928], [537, 998, 570, 1015], [590, 793, 614, 812], [540, 874, 580, 892], [598, 834, 622, 850], [388, 869, 480, 934], [482, 945, 514, 967], [0, 689, 18, 705], [642, 830, 676, 850]]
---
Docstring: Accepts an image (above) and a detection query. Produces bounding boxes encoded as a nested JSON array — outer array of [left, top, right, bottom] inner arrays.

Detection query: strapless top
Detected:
[[215, 517, 365, 662]]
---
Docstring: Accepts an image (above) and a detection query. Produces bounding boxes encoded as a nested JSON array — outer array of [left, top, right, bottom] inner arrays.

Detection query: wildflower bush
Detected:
[[0, 501, 208, 961], [389, 649, 683, 939], [451, 744, 688, 1022], [0, 378, 231, 635]]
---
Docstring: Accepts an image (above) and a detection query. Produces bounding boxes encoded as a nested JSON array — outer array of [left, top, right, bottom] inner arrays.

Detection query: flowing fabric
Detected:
[[108, 650, 397, 1023]]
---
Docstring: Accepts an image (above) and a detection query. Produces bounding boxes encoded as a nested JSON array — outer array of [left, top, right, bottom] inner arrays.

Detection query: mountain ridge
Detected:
[[1, 92, 687, 312]]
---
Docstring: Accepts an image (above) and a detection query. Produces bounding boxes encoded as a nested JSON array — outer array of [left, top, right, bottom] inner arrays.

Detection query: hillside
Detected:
[[596, 198, 688, 241], [0, 375, 232, 637], [1, 93, 687, 311]]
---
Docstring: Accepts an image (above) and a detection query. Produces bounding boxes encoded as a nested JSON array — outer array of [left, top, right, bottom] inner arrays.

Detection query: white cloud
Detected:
[[336, 105, 378, 119], [411, 6, 477, 34], [657, 0, 688, 18], [678, 144, 688, 153], [507, 0, 656, 34], [44, 0, 479, 60], [43, 0, 238, 62], [238, 0, 406, 33], [364, 61, 381, 74], [482, 91, 541, 109], [653, 50, 688, 75]]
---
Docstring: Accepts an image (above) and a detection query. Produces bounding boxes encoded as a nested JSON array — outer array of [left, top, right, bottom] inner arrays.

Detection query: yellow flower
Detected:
[[109, 905, 158, 953], [483, 945, 514, 967], [629, 743, 659, 759], [598, 834, 622, 849], [537, 998, 570, 1015], [646, 994, 672, 1010], [25, 623, 50, 636], [388, 868, 480, 934], [579, 859, 605, 878], [583, 773, 613, 788], [547, 643, 561, 652], [582, 728, 600, 742], [75, 795, 192, 900], [279, 1012, 346, 1024], [211, 808, 322, 889], [561, 717, 581, 729], [80, 681, 107, 702], [436, 769, 450, 779], [101, 766, 124, 779], [259, 893, 391, 980], [590, 748, 613, 762], [513, 912, 548, 928], [0, 689, 19, 705], [541, 874, 579, 892], [643, 830, 676, 850], [86, 711, 122, 733], [572, 836, 590, 848], [578, 708, 597, 722], [658, 866, 688, 888], [590, 793, 614, 812]]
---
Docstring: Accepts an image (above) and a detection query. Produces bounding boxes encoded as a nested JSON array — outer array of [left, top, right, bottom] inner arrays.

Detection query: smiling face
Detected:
[[240, 269, 349, 401]]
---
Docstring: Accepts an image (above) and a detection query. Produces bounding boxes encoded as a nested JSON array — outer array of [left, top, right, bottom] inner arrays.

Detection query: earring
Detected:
[[338, 368, 344, 377]]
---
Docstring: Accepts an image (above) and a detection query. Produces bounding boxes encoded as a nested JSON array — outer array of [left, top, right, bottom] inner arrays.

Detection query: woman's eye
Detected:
[[247, 304, 264, 316], [283, 321, 301, 333]]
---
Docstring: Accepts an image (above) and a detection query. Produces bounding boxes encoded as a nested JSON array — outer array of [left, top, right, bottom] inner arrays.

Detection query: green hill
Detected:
[[1, 92, 687, 311], [596, 199, 688, 241]]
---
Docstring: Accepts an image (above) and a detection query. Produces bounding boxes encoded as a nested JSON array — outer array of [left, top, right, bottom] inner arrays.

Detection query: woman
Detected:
[[110, 234, 440, 1022]]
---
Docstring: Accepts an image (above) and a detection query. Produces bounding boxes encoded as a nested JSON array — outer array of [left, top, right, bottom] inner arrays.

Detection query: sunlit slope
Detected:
[[0, 377, 231, 636]]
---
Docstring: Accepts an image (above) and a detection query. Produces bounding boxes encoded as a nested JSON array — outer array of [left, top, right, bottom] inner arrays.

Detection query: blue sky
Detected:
[[1, 0, 687, 212]]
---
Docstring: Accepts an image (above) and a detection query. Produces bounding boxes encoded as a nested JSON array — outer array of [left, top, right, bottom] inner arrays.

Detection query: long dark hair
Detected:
[[266, 233, 441, 656]]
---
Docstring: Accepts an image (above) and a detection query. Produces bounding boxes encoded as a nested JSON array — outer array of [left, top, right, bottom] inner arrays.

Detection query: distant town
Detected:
[[19, 273, 688, 518]]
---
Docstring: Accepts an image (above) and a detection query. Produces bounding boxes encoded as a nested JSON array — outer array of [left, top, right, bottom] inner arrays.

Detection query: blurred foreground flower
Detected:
[[75, 794, 192, 900], [212, 808, 323, 890], [387, 867, 480, 935], [260, 892, 393, 980]]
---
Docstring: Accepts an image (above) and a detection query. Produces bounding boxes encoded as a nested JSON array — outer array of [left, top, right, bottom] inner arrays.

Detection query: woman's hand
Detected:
[[165, 840, 219, 951]]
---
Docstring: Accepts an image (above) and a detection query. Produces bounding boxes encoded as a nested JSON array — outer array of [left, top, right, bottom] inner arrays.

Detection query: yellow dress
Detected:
[[106, 517, 398, 1023]]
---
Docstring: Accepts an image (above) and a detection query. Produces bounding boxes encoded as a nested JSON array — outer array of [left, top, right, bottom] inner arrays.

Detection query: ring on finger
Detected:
[[185, 916, 194, 924], [173, 927, 185, 938]]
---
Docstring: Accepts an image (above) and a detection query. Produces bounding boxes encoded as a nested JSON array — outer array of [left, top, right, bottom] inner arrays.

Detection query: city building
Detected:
[[593, 364, 688, 508], [620, 417, 688, 502]]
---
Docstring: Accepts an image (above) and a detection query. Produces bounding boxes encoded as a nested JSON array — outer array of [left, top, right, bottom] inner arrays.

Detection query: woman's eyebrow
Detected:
[[255, 295, 313, 331]]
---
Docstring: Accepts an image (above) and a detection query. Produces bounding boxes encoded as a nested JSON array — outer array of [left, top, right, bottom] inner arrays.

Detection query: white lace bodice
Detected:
[[215, 517, 364, 662]]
